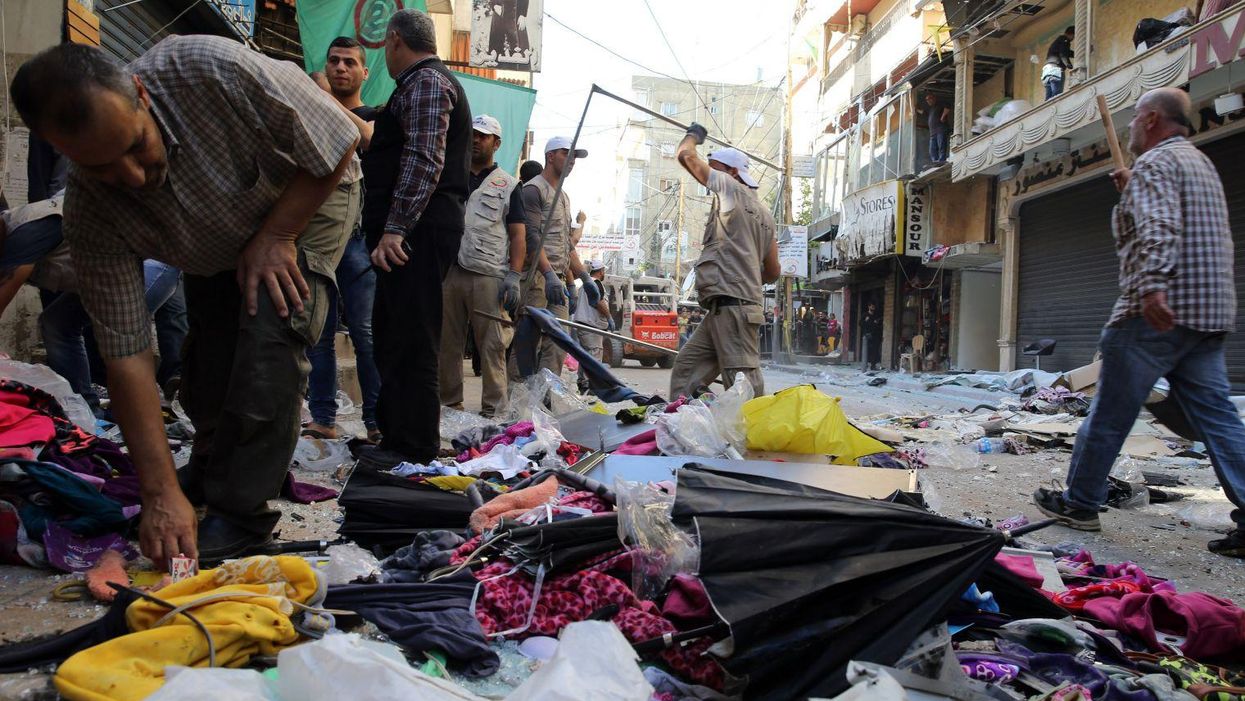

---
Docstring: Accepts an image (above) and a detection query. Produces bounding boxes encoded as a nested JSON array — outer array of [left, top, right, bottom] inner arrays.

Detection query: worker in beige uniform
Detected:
[[670, 124, 780, 398], [514, 136, 600, 378], [439, 115, 525, 417]]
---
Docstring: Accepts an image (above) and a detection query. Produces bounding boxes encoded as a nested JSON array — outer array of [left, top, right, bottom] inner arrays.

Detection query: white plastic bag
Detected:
[[147, 666, 277, 701], [278, 634, 485, 701], [292, 437, 352, 472], [655, 401, 737, 459], [710, 372, 753, 454], [323, 543, 381, 585], [505, 621, 653, 701], [0, 359, 95, 432]]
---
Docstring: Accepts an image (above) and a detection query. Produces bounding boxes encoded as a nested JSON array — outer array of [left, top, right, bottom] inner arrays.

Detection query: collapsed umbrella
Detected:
[[672, 466, 1005, 700]]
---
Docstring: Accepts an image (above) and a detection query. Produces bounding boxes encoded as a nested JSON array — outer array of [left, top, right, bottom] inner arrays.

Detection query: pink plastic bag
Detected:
[[564, 355, 580, 372]]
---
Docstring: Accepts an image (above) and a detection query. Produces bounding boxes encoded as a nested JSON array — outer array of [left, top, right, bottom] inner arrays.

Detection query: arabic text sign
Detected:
[[580, 229, 625, 251], [778, 225, 808, 278]]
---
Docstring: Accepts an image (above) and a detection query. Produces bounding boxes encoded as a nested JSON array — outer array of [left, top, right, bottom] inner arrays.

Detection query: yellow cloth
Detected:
[[55, 556, 320, 701], [426, 475, 477, 493], [742, 385, 893, 464]]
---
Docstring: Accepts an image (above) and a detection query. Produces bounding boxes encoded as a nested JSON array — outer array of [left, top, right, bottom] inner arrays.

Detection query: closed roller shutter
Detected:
[[1017, 129, 1245, 389]]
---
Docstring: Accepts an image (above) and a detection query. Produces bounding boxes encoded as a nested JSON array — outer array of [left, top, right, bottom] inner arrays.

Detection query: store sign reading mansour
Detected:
[[834, 180, 904, 264], [1190, 6, 1245, 79]]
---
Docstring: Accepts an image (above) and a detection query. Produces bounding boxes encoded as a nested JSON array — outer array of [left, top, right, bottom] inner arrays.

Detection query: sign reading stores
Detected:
[[205, 0, 256, 38], [834, 180, 903, 264], [904, 184, 929, 257]]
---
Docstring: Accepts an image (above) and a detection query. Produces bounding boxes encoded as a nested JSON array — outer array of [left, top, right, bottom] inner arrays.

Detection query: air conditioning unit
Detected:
[[849, 14, 867, 36]]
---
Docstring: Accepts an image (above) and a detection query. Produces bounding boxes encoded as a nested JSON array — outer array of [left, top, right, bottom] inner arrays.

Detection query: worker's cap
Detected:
[[472, 114, 503, 137], [588, 259, 606, 272], [708, 147, 759, 188], [545, 136, 588, 158]]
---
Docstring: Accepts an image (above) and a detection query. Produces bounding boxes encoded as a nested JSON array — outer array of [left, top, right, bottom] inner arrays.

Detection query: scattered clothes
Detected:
[[43, 522, 137, 574], [615, 406, 650, 425], [1053, 580, 1145, 612], [468, 478, 558, 534], [324, 573, 500, 678], [55, 556, 324, 701], [994, 553, 1045, 589], [280, 473, 339, 504], [457, 444, 533, 480], [390, 461, 459, 478], [450, 425, 505, 454], [1024, 386, 1092, 416], [82, 550, 129, 602], [0, 499, 45, 567], [425, 475, 476, 493], [0, 461, 130, 540], [995, 515, 1030, 532], [380, 531, 466, 583], [43, 439, 142, 507], [1083, 591, 1245, 661], [613, 428, 659, 456], [661, 574, 714, 630], [0, 380, 97, 453], [0, 392, 56, 448]]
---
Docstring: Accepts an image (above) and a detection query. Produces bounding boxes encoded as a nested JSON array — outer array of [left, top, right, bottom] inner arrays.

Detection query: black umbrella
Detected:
[[672, 466, 1005, 700]]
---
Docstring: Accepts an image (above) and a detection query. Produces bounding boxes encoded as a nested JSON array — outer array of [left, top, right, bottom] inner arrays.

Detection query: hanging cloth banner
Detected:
[[296, 0, 536, 176]]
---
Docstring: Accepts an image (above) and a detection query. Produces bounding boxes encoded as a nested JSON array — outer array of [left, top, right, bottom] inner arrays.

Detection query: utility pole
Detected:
[[675, 179, 685, 286], [780, 28, 796, 359]]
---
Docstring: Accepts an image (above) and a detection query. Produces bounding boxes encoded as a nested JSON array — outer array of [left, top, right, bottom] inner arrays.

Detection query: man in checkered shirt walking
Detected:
[[1034, 87, 1245, 558]]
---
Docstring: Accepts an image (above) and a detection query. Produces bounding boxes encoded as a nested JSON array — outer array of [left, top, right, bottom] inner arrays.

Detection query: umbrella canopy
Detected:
[[672, 466, 1004, 700]]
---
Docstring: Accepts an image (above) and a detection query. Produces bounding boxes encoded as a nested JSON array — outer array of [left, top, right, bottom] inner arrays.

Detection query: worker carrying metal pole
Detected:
[[667, 122, 781, 398]]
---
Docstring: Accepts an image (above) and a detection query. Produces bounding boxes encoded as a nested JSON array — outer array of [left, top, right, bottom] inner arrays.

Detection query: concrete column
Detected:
[[997, 217, 1020, 371], [882, 268, 897, 369], [952, 39, 974, 149], [1070, 0, 1091, 86]]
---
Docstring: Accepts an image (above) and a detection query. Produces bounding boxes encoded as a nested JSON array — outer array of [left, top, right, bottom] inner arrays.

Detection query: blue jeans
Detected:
[[929, 130, 948, 163], [153, 279, 188, 387], [1044, 76, 1064, 100], [307, 231, 379, 430], [40, 260, 184, 409], [1064, 317, 1245, 528]]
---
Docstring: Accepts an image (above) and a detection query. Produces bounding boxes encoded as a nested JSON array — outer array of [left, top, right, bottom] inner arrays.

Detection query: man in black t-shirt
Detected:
[[305, 36, 383, 443]]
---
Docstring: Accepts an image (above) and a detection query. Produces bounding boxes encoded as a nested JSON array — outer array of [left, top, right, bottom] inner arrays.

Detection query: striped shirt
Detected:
[[63, 35, 360, 358], [1109, 136, 1236, 332], [383, 59, 456, 237]]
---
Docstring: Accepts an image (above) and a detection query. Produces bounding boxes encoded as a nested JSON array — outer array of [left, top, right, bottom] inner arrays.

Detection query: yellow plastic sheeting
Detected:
[[56, 556, 320, 701], [742, 385, 893, 464]]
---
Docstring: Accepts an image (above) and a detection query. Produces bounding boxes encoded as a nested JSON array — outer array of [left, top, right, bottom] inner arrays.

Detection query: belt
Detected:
[[706, 297, 754, 314]]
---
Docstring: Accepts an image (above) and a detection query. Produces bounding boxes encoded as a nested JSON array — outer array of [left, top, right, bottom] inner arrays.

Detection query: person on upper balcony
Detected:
[[1043, 26, 1075, 100]]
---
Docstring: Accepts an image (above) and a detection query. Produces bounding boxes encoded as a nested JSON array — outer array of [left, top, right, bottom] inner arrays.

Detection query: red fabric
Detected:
[[994, 553, 1045, 589], [1082, 590, 1245, 660], [1051, 580, 1143, 612], [662, 573, 714, 630], [0, 393, 55, 448]]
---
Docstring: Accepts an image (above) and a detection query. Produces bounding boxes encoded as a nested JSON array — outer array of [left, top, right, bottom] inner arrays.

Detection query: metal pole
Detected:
[[675, 179, 684, 285], [473, 309, 678, 356], [590, 85, 781, 171]]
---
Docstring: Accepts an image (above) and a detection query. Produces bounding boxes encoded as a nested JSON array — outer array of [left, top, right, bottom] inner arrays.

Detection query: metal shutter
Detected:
[[1017, 130, 1245, 389], [96, 0, 197, 62]]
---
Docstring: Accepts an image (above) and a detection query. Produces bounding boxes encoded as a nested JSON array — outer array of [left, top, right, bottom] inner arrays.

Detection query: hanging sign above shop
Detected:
[[834, 180, 903, 265]]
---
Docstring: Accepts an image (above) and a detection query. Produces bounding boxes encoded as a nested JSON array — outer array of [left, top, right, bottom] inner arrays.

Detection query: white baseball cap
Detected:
[[545, 136, 588, 158], [708, 148, 759, 188], [472, 115, 502, 137], [588, 259, 606, 272]]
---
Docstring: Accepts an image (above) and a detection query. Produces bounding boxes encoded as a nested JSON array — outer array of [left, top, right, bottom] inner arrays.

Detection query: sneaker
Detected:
[[1032, 487, 1102, 531], [1208, 530, 1245, 558]]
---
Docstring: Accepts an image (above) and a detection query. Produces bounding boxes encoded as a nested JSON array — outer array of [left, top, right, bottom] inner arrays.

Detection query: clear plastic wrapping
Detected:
[[614, 479, 699, 600]]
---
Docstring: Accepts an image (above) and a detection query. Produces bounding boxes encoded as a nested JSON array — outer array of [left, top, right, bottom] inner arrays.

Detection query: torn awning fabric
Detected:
[[512, 306, 659, 405], [671, 466, 1005, 700]]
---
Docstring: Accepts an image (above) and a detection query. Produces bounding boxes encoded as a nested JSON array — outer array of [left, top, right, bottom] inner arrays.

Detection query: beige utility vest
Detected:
[[458, 167, 519, 278], [694, 176, 774, 305], [525, 174, 571, 272]]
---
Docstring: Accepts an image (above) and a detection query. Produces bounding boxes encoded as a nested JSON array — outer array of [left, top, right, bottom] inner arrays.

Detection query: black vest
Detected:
[[362, 57, 472, 238]]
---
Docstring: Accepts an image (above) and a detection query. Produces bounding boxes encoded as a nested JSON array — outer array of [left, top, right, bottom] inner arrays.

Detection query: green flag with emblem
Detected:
[[296, 0, 426, 107]]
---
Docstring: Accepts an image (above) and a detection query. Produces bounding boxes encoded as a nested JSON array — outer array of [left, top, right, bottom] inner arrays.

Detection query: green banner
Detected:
[[296, 0, 536, 176]]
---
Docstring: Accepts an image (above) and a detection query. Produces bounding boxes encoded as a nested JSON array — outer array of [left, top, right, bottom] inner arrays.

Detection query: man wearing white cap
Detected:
[[514, 136, 601, 378], [670, 124, 780, 397], [439, 115, 526, 417], [572, 258, 612, 393]]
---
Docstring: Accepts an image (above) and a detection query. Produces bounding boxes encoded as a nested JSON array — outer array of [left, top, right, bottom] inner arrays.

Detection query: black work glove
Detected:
[[578, 271, 601, 306], [543, 270, 566, 307], [686, 122, 708, 145]]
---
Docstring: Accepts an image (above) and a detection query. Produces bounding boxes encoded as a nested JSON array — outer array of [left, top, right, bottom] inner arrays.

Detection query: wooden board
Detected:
[[66, 0, 101, 46]]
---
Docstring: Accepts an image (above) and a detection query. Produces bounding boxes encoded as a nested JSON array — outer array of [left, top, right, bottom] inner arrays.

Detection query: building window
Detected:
[[659, 177, 677, 193], [627, 168, 644, 203], [624, 206, 642, 236], [633, 89, 651, 120], [659, 143, 676, 158], [657, 220, 673, 234], [746, 110, 765, 128], [660, 101, 678, 117]]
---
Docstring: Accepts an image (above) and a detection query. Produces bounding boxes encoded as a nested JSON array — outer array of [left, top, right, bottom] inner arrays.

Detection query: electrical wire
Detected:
[[639, 0, 728, 136], [140, 0, 206, 48], [544, 12, 683, 82]]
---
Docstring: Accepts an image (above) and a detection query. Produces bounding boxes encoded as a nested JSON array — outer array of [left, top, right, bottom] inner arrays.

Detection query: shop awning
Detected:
[[930, 242, 1003, 269]]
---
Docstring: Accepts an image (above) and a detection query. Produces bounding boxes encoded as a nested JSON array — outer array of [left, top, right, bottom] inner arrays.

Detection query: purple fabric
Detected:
[[994, 553, 1045, 589], [614, 429, 658, 456], [662, 574, 714, 630], [42, 438, 141, 507], [1082, 590, 1245, 660], [957, 657, 1020, 682], [43, 521, 137, 573], [457, 421, 535, 462], [281, 473, 339, 504]]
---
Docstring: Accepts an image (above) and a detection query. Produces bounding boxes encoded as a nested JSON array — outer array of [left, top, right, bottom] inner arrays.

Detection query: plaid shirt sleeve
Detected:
[[229, 48, 358, 179], [1127, 157, 1182, 297], [63, 177, 150, 359], [384, 69, 456, 237]]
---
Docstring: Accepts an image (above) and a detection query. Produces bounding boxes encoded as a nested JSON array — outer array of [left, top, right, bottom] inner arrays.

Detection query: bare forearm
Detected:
[[676, 135, 710, 186], [0, 264, 34, 316], [508, 224, 526, 273], [260, 139, 358, 241], [106, 352, 177, 498], [568, 248, 587, 279], [537, 250, 552, 275]]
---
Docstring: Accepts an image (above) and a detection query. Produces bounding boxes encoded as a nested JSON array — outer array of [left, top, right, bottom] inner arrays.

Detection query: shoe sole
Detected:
[[1210, 545, 1245, 558], [1033, 499, 1102, 532]]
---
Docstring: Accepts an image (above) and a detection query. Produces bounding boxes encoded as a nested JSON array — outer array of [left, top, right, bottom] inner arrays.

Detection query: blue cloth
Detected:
[[1043, 76, 1064, 101], [1064, 317, 1245, 527], [514, 306, 660, 405], [0, 216, 63, 269], [7, 461, 129, 538], [153, 278, 187, 387], [308, 231, 380, 429]]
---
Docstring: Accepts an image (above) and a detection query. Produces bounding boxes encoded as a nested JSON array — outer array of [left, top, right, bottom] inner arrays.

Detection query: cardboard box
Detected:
[[1055, 360, 1102, 392]]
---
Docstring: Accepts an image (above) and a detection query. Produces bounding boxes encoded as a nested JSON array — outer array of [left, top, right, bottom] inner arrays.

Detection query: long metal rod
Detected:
[[473, 309, 678, 356], [590, 85, 782, 170]]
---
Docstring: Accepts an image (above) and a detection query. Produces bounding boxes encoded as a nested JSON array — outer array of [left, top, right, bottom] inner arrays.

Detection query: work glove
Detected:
[[578, 271, 601, 306], [607, 317, 616, 332], [543, 270, 566, 308], [686, 122, 708, 145], [499, 270, 520, 313]]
